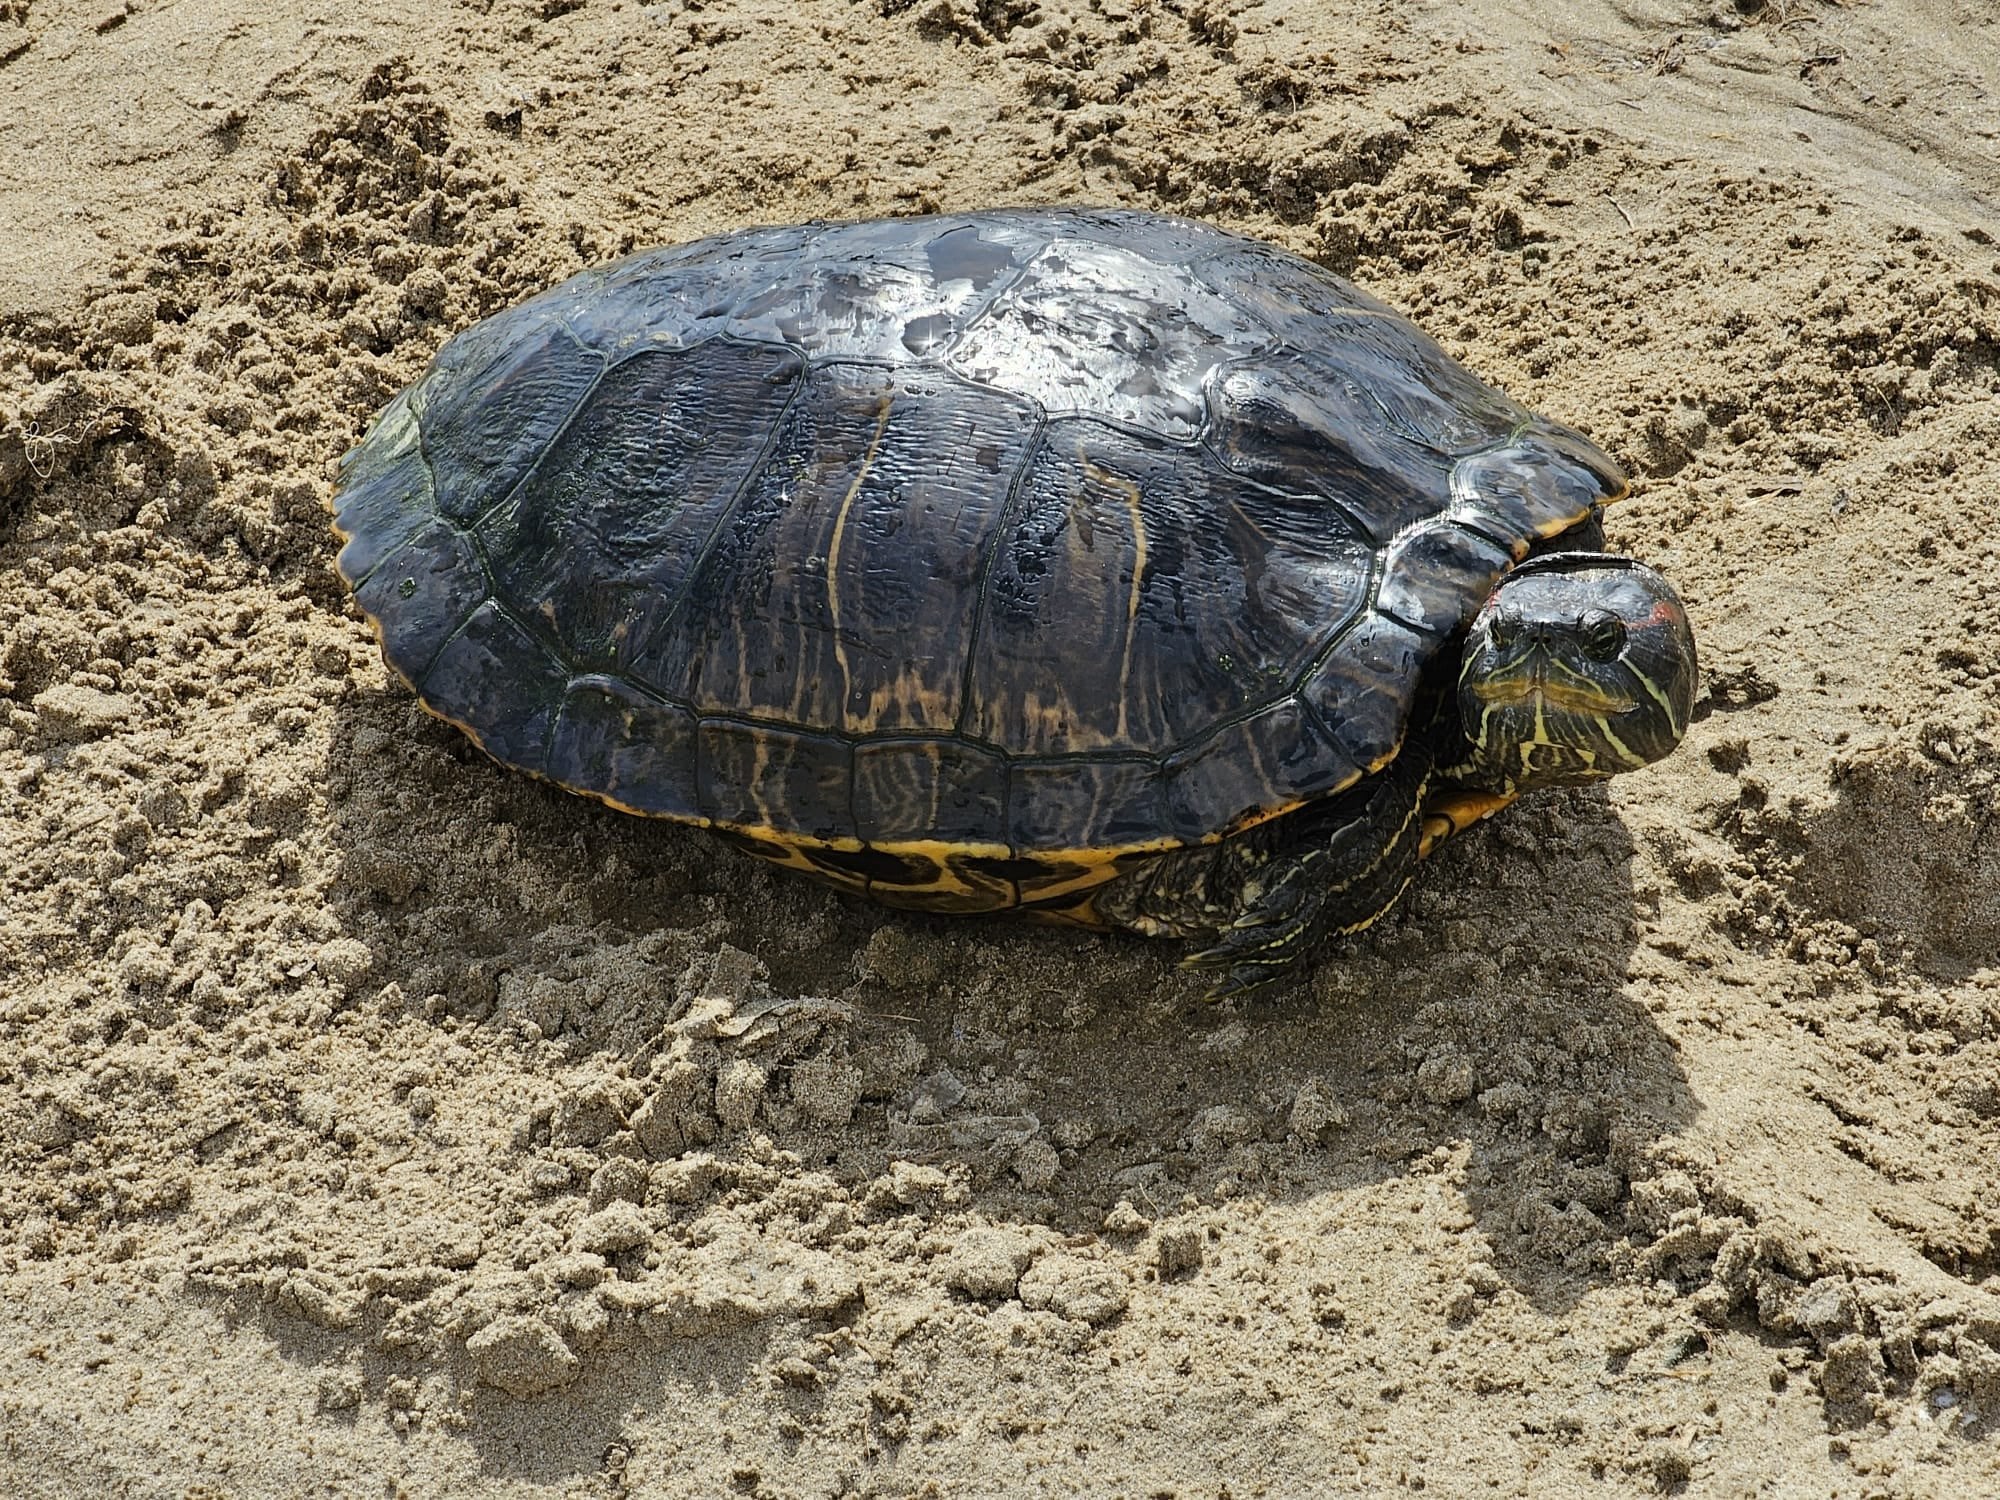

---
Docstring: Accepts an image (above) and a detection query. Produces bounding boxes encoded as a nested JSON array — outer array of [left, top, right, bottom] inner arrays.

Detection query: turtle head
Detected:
[[1456, 552, 1696, 792]]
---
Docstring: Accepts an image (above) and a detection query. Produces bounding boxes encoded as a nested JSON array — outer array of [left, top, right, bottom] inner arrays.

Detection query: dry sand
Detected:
[[3, 0, 1999, 1494]]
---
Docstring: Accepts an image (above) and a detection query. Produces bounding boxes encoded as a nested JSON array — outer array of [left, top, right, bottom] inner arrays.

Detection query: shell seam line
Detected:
[[462, 319, 611, 536], [533, 670, 1384, 791], [950, 403, 1049, 741], [643, 342, 812, 651]]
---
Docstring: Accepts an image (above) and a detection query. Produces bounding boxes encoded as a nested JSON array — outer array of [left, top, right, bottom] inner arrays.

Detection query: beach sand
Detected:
[[2, 0, 1998, 1493]]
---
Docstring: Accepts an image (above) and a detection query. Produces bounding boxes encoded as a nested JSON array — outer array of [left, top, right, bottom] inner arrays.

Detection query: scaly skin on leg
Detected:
[[1090, 741, 1436, 999]]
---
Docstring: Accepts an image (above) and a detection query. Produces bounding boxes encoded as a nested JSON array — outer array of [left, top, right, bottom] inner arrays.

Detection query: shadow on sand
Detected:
[[191, 678, 1699, 1479]]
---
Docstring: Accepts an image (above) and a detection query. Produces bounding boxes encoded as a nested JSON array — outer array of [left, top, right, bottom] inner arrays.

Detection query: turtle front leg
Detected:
[[1090, 742, 1433, 999], [1418, 787, 1518, 859]]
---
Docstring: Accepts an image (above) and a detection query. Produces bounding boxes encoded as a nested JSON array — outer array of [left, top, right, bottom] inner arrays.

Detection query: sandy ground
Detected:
[[3, 0, 1999, 1494]]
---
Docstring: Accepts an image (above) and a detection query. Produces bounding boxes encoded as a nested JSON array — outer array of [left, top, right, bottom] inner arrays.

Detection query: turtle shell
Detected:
[[332, 208, 1624, 912]]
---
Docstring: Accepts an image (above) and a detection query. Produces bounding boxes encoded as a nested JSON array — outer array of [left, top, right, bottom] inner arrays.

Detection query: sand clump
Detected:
[[3, 0, 2000, 1494]]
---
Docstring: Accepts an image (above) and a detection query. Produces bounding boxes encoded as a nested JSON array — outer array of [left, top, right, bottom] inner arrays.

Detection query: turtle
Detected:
[[331, 208, 1697, 996]]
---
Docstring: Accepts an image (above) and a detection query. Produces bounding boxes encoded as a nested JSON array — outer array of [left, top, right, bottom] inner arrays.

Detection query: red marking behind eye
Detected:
[[1643, 599, 1685, 629]]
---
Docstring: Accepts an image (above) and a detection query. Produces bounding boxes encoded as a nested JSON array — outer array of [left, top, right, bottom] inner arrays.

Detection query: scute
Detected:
[[334, 207, 1625, 891], [1007, 757, 1166, 852], [852, 739, 1010, 846], [696, 721, 853, 838], [1202, 355, 1451, 540], [1375, 520, 1516, 638], [1164, 697, 1357, 843], [945, 237, 1270, 440], [421, 600, 568, 773], [332, 394, 430, 585], [416, 317, 605, 524], [962, 415, 1375, 758], [1299, 615, 1433, 775], [660, 363, 1042, 731], [1446, 432, 1628, 554], [473, 340, 807, 681], [548, 676, 699, 817], [351, 519, 490, 689]]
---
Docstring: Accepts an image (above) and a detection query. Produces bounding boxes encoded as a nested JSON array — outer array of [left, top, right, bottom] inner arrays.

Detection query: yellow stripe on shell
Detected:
[[1079, 450, 1149, 747], [825, 394, 896, 729]]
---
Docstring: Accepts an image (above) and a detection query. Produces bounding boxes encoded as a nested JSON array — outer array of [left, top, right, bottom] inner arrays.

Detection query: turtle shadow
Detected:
[[318, 681, 887, 1011], [319, 685, 1699, 1294], [877, 785, 1699, 1317], [312, 684, 1699, 1473]]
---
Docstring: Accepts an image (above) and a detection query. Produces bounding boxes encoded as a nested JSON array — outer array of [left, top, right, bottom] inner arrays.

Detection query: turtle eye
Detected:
[[1579, 609, 1626, 662], [1485, 607, 1522, 649]]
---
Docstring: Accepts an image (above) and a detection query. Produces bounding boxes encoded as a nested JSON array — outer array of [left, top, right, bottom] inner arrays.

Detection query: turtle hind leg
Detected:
[[1091, 741, 1433, 1000]]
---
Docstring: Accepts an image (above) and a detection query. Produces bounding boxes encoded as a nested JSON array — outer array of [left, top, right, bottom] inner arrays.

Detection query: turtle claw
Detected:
[[1182, 920, 1313, 1001], [1190, 960, 1294, 1003], [1176, 852, 1325, 997]]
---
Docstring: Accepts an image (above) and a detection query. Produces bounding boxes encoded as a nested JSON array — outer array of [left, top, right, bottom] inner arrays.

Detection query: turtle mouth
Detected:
[[1467, 664, 1637, 717]]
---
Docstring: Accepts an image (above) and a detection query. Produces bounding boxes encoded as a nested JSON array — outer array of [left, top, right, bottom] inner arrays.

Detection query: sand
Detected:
[[2, 0, 1998, 1494]]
